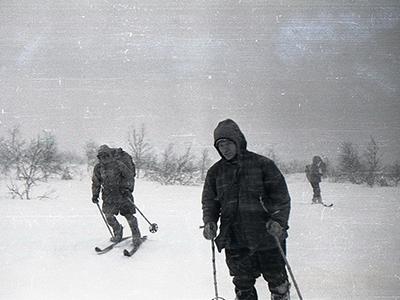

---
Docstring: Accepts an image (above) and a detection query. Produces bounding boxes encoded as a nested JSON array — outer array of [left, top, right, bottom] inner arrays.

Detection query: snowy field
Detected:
[[1, 172, 399, 300]]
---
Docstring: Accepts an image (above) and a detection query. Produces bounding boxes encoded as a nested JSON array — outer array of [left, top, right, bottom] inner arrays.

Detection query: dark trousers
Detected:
[[225, 244, 288, 300], [310, 181, 321, 200]]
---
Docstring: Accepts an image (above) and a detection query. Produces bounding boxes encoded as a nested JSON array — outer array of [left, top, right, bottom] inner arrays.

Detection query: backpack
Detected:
[[305, 164, 312, 181], [112, 148, 136, 189]]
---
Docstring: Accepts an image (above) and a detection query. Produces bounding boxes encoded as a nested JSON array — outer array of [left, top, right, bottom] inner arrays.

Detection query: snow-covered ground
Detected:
[[1, 173, 399, 300]]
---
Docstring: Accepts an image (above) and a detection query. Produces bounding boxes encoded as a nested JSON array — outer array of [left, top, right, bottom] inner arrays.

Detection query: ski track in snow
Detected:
[[0, 173, 399, 300]]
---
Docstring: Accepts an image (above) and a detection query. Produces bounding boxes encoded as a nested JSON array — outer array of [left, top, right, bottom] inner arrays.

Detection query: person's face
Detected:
[[98, 152, 112, 164], [217, 140, 237, 161]]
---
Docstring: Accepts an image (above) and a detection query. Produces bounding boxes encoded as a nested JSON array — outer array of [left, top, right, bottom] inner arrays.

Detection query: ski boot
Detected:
[[110, 224, 123, 243], [132, 237, 143, 249], [127, 215, 142, 247], [131, 229, 142, 248], [271, 281, 290, 300], [235, 287, 257, 300], [315, 196, 323, 204], [271, 292, 290, 300]]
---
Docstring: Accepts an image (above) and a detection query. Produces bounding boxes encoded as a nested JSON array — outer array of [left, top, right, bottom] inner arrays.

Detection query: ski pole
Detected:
[[127, 198, 158, 233], [258, 198, 303, 299], [96, 202, 114, 238], [200, 226, 226, 300], [273, 236, 303, 300], [210, 238, 226, 300]]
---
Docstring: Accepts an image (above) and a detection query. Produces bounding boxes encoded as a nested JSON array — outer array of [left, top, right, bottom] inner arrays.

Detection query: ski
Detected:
[[311, 201, 333, 207], [95, 236, 131, 254], [123, 236, 147, 257], [312, 202, 333, 207]]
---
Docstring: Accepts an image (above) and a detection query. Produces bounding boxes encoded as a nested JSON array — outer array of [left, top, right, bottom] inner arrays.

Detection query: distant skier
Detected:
[[305, 155, 326, 204], [91, 144, 142, 247], [201, 119, 291, 300]]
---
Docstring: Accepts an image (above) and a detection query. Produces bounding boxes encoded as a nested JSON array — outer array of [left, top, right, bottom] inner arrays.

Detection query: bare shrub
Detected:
[[337, 142, 362, 184], [362, 136, 383, 187], [198, 148, 212, 182], [148, 144, 199, 185], [387, 162, 400, 186], [84, 140, 99, 171], [127, 124, 153, 178], [0, 127, 25, 176], [5, 132, 62, 199]]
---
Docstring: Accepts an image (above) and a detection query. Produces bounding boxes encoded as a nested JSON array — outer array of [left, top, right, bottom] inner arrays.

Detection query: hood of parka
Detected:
[[97, 144, 114, 165], [97, 144, 112, 156], [213, 119, 247, 160], [312, 155, 322, 165]]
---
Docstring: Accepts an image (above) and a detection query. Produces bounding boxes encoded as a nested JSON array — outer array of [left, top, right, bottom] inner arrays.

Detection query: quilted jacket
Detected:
[[202, 119, 291, 252]]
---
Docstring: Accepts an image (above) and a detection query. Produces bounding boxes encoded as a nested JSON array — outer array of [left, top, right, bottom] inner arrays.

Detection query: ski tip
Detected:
[[95, 247, 102, 252], [123, 249, 131, 257]]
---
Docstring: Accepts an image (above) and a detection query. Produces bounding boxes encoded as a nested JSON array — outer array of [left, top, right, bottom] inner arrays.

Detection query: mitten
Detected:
[[203, 222, 217, 240]]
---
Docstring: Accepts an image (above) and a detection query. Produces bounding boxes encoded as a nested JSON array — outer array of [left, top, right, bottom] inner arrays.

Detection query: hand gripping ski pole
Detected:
[[127, 198, 158, 233], [96, 202, 114, 238]]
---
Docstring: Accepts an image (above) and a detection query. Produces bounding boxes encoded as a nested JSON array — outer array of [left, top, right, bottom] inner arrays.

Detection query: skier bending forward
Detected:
[[91, 144, 142, 247]]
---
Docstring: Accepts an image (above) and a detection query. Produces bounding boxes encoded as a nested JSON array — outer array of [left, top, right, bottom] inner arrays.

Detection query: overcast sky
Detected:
[[0, 0, 399, 163]]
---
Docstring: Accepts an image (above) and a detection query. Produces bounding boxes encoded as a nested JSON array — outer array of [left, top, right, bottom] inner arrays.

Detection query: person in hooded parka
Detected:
[[201, 119, 291, 300], [91, 144, 142, 247]]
